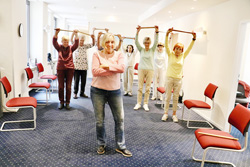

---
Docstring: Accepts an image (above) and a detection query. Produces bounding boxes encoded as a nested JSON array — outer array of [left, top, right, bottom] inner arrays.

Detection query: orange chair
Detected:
[[191, 104, 250, 167], [0, 76, 37, 131], [25, 67, 50, 105], [181, 83, 218, 129], [37, 63, 57, 92]]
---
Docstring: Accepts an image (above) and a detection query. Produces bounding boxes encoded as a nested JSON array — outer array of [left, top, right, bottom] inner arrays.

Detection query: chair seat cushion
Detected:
[[6, 97, 37, 108], [195, 129, 241, 150], [157, 87, 165, 94], [29, 82, 50, 89], [184, 100, 211, 109], [40, 75, 57, 80]]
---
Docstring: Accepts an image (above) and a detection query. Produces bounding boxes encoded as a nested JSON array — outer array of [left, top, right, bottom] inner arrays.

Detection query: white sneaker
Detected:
[[151, 97, 156, 100], [128, 92, 133, 96], [172, 115, 178, 123], [124, 92, 128, 96], [143, 104, 149, 111], [134, 104, 141, 110], [161, 114, 168, 121]]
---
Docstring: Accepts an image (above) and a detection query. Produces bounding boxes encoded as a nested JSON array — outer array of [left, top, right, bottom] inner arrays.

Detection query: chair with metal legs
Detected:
[[0, 76, 37, 131], [36, 63, 57, 92], [191, 104, 250, 167], [25, 67, 50, 105], [181, 83, 218, 129]]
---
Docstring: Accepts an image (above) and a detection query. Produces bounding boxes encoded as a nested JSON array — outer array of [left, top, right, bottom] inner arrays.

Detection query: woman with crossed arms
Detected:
[[91, 33, 132, 157]]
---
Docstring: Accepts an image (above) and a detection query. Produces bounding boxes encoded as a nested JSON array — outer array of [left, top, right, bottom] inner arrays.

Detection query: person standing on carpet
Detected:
[[151, 42, 167, 101], [133, 25, 159, 112], [71, 33, 95, 99], [91, 33, 132, 157], [53, 28, 79, 110], [161, 28, 196, 123], [121, 40, 138, 97]]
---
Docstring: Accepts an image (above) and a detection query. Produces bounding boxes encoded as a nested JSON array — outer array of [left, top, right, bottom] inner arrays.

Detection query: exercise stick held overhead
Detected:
[[54, 28, 91, 36]]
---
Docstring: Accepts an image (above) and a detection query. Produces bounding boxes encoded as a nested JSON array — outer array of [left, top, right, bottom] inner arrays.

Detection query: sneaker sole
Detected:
[[115, 149, 132, 157]]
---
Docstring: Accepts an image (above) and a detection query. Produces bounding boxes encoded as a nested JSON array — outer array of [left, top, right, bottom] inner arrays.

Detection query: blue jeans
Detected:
[[91, 86, 126, 150]]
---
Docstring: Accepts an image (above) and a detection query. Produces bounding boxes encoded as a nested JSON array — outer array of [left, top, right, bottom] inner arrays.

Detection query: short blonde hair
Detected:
[[143, 37, 151, 44], [101, 33, 115, 48], [61, 36, 69, 41]]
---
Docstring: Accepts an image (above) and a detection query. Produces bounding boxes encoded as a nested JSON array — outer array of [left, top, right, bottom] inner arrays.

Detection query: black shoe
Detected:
[[80, 94, 88, 98], [58, 103, 64, 110], [115, 149, 132, 157], [97, 145, 105, 155], [65, 104, 70, 110]]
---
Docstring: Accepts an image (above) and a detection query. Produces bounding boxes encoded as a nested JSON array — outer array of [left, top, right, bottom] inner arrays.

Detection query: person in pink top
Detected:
[[53, 28, 79, 110], [91, 33, 132, 157]]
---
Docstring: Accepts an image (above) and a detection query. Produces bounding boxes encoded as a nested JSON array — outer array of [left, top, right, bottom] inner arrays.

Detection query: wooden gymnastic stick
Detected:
[[55, 29, 91, 36], [123, 37, 135, 40], [172, 28, 194, 34], [140, 26, 156, 29], [198, 132, 239, 141]]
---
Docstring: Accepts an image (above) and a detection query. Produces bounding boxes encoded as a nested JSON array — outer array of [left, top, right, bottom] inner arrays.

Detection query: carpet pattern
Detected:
[[0, 79, 249, 167]]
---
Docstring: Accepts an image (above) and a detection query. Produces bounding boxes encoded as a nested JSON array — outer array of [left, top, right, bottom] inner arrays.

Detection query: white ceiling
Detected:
[[39, 0, 228, 27]]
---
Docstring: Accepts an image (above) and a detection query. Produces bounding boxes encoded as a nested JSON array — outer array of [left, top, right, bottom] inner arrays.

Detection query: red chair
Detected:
[[37, 63, 57, 92], [191, 104, 250, 167], [134, 63, 139, 75], [181, 83, 218, 129], [0, 76, 37, 131], [156, 87, 165, 108], [25, 67, 50, 105]]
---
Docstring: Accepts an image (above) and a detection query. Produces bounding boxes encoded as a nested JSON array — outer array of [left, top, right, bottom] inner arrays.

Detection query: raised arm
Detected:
[[97, 32, 104, 51], [71, 29, 79, 52], [115, 34, 122, 51], [91, 34, 95, 46], [165, 28, 173, 56], [70, 31, 74, 44], [184, 32, 196, 58], [53, 28, 60, 50], [135, 25, 142, 52], [151, 25, 159, 51]]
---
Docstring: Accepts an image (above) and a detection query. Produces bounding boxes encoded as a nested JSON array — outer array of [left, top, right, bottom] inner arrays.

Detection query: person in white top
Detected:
[[151, 42, 167, 100], [121, 41, 138, 97], [71, 34, 95, 99]]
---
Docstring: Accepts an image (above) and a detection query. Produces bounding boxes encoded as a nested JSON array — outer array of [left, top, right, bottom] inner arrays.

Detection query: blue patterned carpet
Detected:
[[0, 79, 250, 167]]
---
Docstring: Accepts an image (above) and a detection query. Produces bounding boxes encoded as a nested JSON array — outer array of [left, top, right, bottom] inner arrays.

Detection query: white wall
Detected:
[[153, 0, 250, 130], [0, 0, 28, 100]]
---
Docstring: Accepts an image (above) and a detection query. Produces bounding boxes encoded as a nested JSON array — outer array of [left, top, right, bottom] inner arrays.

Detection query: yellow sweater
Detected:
[[165, 36, 195, 79]]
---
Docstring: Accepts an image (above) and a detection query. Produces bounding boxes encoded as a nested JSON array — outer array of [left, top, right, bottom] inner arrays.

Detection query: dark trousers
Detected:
[[57, 69, 74, 104], [74, 70, 87, 95]]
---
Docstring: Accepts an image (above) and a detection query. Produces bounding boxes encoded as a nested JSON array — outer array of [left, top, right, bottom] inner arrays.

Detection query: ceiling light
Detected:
[[168, 11, 171, 13], [113, 6, 116, 9], [191, 7, 195, 10]]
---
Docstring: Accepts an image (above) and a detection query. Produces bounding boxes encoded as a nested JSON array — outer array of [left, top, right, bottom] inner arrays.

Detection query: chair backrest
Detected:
[[0, 76, 12, 98], [25, 67, 34, 80], [204, 83, 218, 100], [134, 63, 139, 70], [37, 63, 44, 73], [229, 104, 250, 135]]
